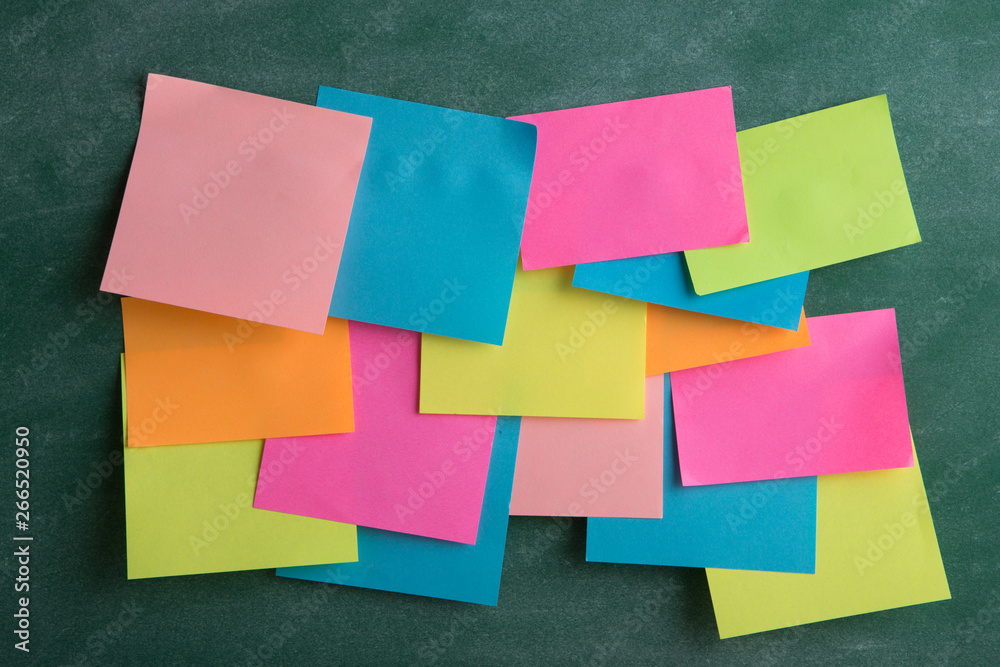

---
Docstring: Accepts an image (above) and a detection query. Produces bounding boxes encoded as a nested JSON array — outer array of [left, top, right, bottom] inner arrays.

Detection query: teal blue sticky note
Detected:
[[277, 417, 520, 605], [572, 252, 808, 330], [586, 375, 817, 573], [318, 87, 537, 345]]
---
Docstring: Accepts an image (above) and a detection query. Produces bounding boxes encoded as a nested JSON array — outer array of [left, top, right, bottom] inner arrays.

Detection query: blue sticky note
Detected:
[[572, 252, 809, 330], [318, 87, 537, 345], [586, 375, 817, 573], [278, 417, 520, 605]]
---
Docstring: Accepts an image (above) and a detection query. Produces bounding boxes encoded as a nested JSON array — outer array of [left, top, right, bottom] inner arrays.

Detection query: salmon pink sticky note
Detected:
[[510, 86, 747, 270], [102, 74, 372, 334], [672, 309, 914, 485], [254, 322, 496, 545], [510, 375, 664, 518]]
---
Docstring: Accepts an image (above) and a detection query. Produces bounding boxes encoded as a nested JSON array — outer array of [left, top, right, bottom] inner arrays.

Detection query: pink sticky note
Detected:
[[102, 74, 372, 334], [673, 309, 914, 485], [510, 86, 747, 270], [510, 375, 664, 518], [254, 322, 496, 544]]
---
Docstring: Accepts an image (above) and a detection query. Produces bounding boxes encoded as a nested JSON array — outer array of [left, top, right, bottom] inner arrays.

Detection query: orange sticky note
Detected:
[[646, 304, 810, 375], [122, 298, 354, 446]]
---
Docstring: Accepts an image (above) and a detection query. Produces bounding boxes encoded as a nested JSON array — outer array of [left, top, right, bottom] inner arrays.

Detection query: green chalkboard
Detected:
[[2, 0, 998, 663]]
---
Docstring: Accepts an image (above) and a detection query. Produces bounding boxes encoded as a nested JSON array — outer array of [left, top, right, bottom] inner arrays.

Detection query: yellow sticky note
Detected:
[[685, 96, 921, 294], [706, 440, 949, 638], [121, 357, 357, 579], [420, 263, 646, 418]]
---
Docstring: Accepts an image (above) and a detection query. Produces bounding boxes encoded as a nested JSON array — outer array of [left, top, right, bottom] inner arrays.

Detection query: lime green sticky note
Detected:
[[685, 95, 921, 294], [419, 263, 646, 418], [121, 357, 357, 579], [706, 439, 949, 638]]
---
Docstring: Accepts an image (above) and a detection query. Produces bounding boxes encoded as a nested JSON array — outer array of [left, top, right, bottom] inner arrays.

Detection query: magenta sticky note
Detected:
[[253, 322, 496, 544], [673, 309, 914, 485], [510, 86, 748, 270], [510, 375, 664, 518], [101, 74, 372, 334]]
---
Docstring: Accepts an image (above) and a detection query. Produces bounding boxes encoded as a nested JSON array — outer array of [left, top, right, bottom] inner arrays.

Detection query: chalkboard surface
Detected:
[[2, 1, 998, 664]]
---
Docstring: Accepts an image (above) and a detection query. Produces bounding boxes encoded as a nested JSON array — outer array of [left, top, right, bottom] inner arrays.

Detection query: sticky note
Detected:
[[685, 95, 921, 294], [673, 309, 913, 485], [510, 375, 663, 518], [254, 322, 495, 544], [646, 305, 811, 375], [420, 263, 646, 419], [121, 357, 357, 579], [573, 251, 809, 331], [707, 440, 950, 638], [122, 298, 353, 447], [102, 74, 371, 334], [277, 417, 520, 605], [587, 375, 817, 573], [319, 86, 537, 345], [511, 86, 748, 269]]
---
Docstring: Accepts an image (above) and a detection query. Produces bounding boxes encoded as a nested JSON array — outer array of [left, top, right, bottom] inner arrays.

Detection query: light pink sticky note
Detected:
[[510, 86, 748, 270], [510, 375, 664, 518], [254, 322, 496, 544], [673, 309, 914, 486], [101, 74, 372, 334]]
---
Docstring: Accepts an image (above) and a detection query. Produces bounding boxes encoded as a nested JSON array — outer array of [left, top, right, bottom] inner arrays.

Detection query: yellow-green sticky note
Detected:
[[685, 95, 921, 295], [706, 440, 949, 638], [420, 263, 646, 418], [121, 357, 357, 579]]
